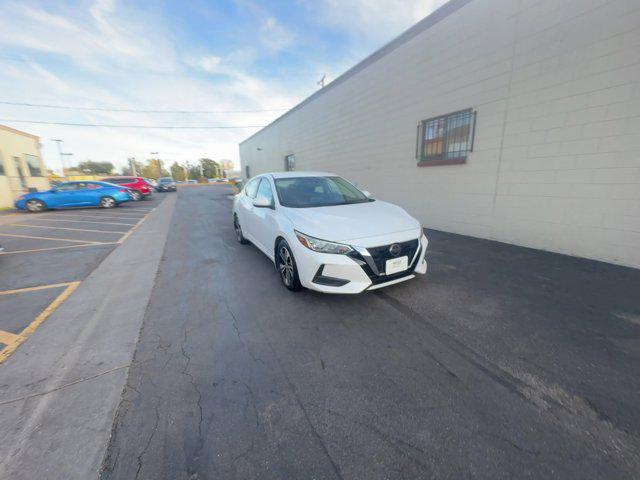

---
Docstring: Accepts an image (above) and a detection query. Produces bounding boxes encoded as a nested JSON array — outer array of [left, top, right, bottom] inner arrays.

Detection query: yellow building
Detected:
[[0, 125, 50, 209]]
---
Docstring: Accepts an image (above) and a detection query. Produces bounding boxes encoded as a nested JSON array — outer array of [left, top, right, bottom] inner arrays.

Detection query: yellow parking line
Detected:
[[0, 282, 75, 296], [5, 223, 127, 234], [0, 281, 80, 363], [0, 243, 117, 255], [0, 232, 105, 244], [25, 218, 136, 226], [0, 330, 20, 345], [117, 208, 154, 243]]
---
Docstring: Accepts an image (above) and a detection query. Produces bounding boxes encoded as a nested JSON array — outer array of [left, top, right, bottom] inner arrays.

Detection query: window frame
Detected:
[[255, 177, 275, 208], [244, 177, 260, 198], [416, 108, 476, 167], [24, 154, 43, 177], [284, 154, 295, 172]]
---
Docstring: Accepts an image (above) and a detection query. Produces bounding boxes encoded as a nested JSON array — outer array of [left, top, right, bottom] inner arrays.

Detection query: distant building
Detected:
[[0, 125, 49, 209], [240, 0, 640, 268]]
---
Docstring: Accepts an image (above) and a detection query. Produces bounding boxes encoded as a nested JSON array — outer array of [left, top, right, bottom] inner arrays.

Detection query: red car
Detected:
[[102, 176, 153, 201]]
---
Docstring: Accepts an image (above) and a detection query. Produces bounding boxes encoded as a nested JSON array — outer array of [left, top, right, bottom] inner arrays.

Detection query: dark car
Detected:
[[156, 177, 177, 192], [101, 176, 153, 201]]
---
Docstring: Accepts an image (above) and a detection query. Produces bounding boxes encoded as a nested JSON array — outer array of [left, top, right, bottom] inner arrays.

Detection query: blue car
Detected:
[[15, 181, 132, 212]]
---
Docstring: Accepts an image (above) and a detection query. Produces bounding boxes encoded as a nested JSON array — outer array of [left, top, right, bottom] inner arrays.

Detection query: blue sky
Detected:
[[0, 0, 445, 173]]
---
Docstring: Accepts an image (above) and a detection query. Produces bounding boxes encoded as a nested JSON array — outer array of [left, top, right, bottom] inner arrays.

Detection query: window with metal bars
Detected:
[[416, 109, 476, 166]]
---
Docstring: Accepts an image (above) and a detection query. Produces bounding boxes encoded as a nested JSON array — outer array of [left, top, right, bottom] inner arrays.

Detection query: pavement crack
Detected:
[[0, 364, 130, 407], [134, 403, 160, 480]]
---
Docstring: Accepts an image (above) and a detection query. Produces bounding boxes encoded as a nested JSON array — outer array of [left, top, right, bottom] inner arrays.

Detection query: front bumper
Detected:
[[293, 233, 428, 294]]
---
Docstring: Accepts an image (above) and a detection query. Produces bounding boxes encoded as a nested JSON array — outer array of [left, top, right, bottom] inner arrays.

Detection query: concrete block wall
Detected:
[[240, 0, 640, 268]]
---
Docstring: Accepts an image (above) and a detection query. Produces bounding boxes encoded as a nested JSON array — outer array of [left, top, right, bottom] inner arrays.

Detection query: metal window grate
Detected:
[[416, 109, 476, 166]]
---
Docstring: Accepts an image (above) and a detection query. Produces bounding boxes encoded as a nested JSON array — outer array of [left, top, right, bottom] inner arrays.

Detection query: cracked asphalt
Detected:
[[100, 185, 640, 480]]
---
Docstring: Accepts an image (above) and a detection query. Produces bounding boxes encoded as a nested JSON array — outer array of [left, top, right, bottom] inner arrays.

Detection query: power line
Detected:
[[0, 100, 288, 114], [0, 118, 266, 129]]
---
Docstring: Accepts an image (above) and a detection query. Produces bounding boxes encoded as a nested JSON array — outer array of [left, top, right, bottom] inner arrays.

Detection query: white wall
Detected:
[[240, 0, 640, 268]]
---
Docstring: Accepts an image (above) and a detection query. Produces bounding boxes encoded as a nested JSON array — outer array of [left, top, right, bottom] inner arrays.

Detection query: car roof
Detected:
[[268, 171, 335, 179]]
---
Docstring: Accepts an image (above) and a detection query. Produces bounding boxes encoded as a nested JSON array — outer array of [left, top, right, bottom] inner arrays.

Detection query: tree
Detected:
[[77, 160, 114, 175], [187, 162, 201, 181], [170, 162, 186, 181], [199, 158, 220, 179], [141, 159, 169, 179], [219, 159, 234, 177]]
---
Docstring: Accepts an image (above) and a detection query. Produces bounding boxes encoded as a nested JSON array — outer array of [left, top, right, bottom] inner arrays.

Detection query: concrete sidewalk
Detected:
[[0, 194, 176, 480]]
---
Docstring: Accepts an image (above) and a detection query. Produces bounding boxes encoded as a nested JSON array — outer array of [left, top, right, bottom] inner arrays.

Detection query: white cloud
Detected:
[[304, 0, 448, 43], [259, 16, 294, 53], [0, 1, 308, 174]]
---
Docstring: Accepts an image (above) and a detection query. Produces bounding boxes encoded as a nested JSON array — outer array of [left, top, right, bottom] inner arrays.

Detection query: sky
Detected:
[[0, 0, 447, 174]]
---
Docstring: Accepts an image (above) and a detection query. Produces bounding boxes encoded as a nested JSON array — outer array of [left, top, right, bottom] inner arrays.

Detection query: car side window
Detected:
[[256, 178, 274, 206], [57, 183, 77, 191], [87, 183, 102, 189], [244, 178, 260, 198]]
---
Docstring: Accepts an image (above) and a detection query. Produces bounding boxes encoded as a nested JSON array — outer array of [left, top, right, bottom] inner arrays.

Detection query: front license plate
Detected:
[[385, 256, 408, 275]]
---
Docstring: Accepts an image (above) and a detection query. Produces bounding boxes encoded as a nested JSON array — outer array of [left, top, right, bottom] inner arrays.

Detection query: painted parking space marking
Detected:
[[25, 218, 137, 226], [43, 213, 145, 221], [0, 243, 118, 255], [0, 232, 107, 244], [4, 223, 128, 234], [0, 281, 80, 363]]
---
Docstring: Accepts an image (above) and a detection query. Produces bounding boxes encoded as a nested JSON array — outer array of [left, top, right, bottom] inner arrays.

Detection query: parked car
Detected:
[[232, 172, 428, 293], [156, 177, 177, 192], [101, 176, 153, 200], [14, 181, 132, 212]]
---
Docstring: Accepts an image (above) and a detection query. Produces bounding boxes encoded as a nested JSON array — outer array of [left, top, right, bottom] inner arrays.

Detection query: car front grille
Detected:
[[367, 239, 420, 273], [347, 238, 421, 284]]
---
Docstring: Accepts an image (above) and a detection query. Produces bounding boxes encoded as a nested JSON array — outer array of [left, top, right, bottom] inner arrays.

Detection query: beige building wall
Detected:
[[240, 0, 640, 268], [0, 125, 50, 209]]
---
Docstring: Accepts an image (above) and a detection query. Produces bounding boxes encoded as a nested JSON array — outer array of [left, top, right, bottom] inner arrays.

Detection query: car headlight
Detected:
[[295, 230, 353, 255]]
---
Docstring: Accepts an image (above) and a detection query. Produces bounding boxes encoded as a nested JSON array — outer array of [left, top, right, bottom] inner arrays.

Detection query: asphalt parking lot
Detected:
[[0, 185, 639, 480], [0, 194, 165, 363]]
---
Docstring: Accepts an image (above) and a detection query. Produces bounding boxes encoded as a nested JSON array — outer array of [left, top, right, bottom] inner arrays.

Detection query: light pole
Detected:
[[52, 139, 65, 175], [61, 153, 73, 176]]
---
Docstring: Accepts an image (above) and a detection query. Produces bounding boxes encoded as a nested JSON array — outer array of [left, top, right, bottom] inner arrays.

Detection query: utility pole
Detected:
[[52, 139, 65, 176], [128, 157, 137, 176], [62, 153, 74, 175]]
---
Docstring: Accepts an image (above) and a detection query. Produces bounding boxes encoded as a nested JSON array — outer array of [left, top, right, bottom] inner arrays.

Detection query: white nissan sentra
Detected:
[[233, 172, 428, 293]]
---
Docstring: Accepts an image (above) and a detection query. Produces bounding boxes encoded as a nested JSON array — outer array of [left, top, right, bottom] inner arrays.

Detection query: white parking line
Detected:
[[0, 243, 118, 255], [44, 213, 145, 221], [0, 232, 106, 244], [28, 218, 137, 226], [3, 223, 127, 234]]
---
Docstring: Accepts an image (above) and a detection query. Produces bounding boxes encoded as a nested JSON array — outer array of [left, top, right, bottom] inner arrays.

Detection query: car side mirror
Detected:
[[253, 196, 273, 209], [362, 190, 371, 197]]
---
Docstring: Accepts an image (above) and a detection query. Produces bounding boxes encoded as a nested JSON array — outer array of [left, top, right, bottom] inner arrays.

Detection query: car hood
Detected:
[[282, 200, 420, 244]]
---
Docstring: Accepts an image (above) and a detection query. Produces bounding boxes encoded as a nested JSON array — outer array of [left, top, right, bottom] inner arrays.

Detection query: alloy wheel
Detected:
[[26, 200, 44, 212], [101, 197, 116, 208], [278, 246, 294, 287]]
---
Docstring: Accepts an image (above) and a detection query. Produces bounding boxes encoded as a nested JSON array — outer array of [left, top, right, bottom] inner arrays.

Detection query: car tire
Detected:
[[276, 239, 302, 291], [99, 196, 116, 208], [233, 214, 249, 244], [25, 199, 46, 212], [130, 190, 142, 201]]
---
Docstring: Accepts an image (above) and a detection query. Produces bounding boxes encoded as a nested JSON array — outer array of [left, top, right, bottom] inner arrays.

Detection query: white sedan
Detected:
[[232, 172, 428, 294]]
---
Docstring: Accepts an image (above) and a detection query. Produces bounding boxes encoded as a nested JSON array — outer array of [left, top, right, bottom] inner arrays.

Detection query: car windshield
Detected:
[[274, 176, 371, 208]]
